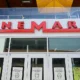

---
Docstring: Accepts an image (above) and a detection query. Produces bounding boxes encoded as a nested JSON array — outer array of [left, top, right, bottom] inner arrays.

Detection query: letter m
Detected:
[[31, 21, 46, 32]]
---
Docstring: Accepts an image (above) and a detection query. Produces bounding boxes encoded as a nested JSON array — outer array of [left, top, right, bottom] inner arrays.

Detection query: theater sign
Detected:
[[0, 19, 80, 33]]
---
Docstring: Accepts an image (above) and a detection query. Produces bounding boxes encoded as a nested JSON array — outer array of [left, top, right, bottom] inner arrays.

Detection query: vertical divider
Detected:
[[8, 38, 11, 53], [47, 37, 49, 80], [68, 54, 73, 80], [65, 54, 69, 80], [24, 55, 27, 80], [6, 38, 11, 80]]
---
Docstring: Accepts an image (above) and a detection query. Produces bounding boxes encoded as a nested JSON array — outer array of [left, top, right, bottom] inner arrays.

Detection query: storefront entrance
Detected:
[[49, 53, 69, 80], [5, 53, 70, 80], [0, 52, 80, 80], [7, 53, 47, 80]]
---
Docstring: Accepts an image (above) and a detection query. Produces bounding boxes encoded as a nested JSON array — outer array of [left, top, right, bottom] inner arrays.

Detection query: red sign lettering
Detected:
[[31, 21, 46, 32], [68, 21, 77, 29], [1, 22, 12, 29], [0, 21, 80, 33], [18, 22, 24, 29], [52, 21, 63, 29]]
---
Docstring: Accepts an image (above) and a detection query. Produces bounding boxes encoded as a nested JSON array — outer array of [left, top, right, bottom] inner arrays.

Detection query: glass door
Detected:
[[0, 53, 8, 80], [68, 52, 80, 80], [7, 53, 28, 80], [7, 53, 48, 80], [27, 53, 48, 80], [49, 53, 69, 80]]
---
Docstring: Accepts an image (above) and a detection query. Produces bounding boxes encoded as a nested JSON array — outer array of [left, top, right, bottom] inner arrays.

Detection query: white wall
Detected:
[[0, 38, 6, 52]]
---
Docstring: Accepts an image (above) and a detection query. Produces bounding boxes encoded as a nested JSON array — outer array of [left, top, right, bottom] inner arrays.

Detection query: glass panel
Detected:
[[0, 58, 4, 80], [52, 58, 66, 80], [10, 58, 24, 80], [30, 58, 43, 80], [4, 38, 9, 52], [10, 38, 47, 52], [0, 15, 8, 19], [49, 38, 80, 52], [55, 13, 69, 19], [0, 8, 80, 19], [72, 58, 80, 80], [9, 16, 22, 19]]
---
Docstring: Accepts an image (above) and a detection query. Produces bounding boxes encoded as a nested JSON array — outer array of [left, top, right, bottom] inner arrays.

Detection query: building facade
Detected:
[[0, 7, 80, 80]]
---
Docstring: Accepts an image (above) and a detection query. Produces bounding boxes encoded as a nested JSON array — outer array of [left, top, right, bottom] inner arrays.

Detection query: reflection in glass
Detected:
[[10, 38, 47, 52], [49, 38, 80, 52]]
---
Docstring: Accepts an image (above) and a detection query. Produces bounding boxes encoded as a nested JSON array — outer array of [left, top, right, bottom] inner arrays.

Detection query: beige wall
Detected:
[[0, 38, 6, 52]]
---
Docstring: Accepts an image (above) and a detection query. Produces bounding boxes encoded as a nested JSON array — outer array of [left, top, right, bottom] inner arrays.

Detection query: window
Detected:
[[10, 38, 47, 52], [4, 38, 47, 52], [49, 38, 80, 52]]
